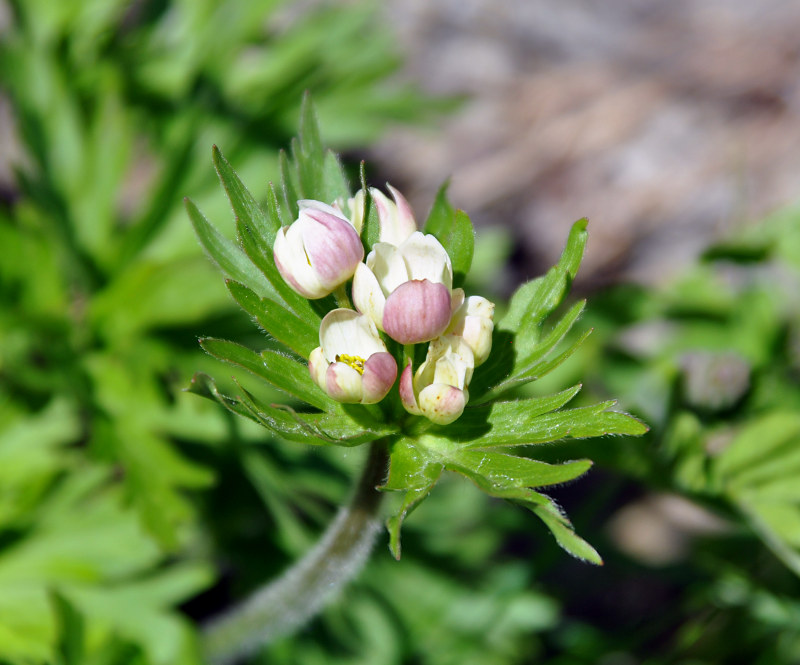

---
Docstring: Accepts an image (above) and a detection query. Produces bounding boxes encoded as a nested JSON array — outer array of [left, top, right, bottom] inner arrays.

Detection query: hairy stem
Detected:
[[201, 440, 389, 664]]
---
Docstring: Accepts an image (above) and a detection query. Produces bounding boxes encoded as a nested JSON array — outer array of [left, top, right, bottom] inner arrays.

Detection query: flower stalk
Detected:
[[201, 440, 390, 665]]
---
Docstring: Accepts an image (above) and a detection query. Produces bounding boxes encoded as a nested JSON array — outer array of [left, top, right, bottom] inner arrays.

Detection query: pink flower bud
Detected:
[[352, 231, 455, 344], [400, 336, 475, 424], [371, 184, 417, 246], [445, 290, 495, 366], [383, 279, 452, 345], [308, 309, 397, 404], [274, 201, 364, 299]]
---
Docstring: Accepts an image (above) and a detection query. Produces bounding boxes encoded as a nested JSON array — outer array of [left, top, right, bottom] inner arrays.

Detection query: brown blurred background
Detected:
[[369, 0, 800, 290]]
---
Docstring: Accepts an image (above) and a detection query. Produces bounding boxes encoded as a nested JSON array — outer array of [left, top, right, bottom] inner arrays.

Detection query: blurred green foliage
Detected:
[[0, 0, 437, 662], [3, 0, 800, 663]]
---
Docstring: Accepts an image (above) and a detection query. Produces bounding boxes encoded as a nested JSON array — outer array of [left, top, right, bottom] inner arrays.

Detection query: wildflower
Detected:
[[399, 335, 474, 424], [352, 232, 454, 344], [274, 200, 364, 299], [308, 309, 397, 404], [445, 290, 495, 366], [372, 185, 417, 246]]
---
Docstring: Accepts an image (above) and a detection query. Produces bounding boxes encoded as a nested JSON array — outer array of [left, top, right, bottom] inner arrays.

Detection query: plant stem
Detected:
[[201, 440, 390, 664], [333, 284, 352, 309]]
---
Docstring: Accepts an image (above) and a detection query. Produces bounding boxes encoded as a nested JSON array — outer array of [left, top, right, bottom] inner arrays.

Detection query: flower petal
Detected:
[[308, 346, 328, 390], [326, 362, 364, 403], [320, 308, 387, 362], [418, 383, 467, 425], [399, 361, 422, 415], [372, 185, 417, 246], [366, 242, 410, 295], [352, 263, 387, 331], [301, 208, 364, 288], [398, 232, 453, 289], [383, 279, 452, 344], [361, 352, 398, 404], [273, 225, 327, 298]]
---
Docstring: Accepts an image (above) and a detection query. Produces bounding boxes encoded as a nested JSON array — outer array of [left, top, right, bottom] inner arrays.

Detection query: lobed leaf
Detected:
[[459, 400, 647, 448], [474, 302, 588, 403], [444, 449, 593, 490], [213, 145, 279, 248], [185, 197, 275, 299], [226, 280, 319, 358], [199, 337, 335, 412], [422, 183, 474, 286]]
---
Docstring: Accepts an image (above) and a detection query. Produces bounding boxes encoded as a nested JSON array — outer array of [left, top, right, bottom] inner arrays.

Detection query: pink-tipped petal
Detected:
[[383, 279, 452, 344], [274, 227, 326, 298], [361, 352, 398, 404], [352, 263, 387, 331], [308, 347, 328, 390], [302, 208, 364, 286], [325, 362, 363, 403], [399, 361, 422, 415], [418, 383, 467, 425], [387, 184, 417, 240]]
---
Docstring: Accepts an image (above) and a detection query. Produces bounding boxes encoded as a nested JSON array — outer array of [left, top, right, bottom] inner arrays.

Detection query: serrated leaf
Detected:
[[444, 449, 593, 490], [361, 172, 381, 252], [189, 373, 392, 446], [498, 218, 588, 349], [382, 439, 444, 560], [278, 150, 299, 220], [321, 149, 351, 202], [530, 497, 603, 565], [226, 280, 319, 357], [233, 381, 395, 446], [474, 301, 588, 402], [386, 483, 438, 560], [382, 439, 444, 491], [459, 400, 647, 448], [213, 145, 278, 248], [439, 386, 582, 440], [465, 482, 603, 565], [188, 372, 261, 425], [199, 337, 334, 411], [185, 197, 274, 299]]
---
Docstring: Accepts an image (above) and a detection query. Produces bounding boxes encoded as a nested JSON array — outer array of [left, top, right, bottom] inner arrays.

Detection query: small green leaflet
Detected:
[[423, 183, 474, 288]]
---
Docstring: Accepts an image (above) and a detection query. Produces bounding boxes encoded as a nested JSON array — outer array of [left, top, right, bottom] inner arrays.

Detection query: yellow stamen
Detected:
[[335, 353, 366, 375]]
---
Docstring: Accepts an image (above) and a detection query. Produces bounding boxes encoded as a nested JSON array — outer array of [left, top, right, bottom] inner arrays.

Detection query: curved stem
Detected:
[[202, 440, 389, 665]]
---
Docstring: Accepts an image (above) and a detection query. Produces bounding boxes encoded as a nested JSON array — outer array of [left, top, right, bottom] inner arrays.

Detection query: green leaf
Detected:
[[386, 483, 438, 561], [188, 372, 261, 425], [529, 496, 603, 565], [474, 301, 588, 403], [52, 592, 84, 665], [422, 183, 474, 286], [226, 280, 319, 358], [199, 337, 335, 411], [278, 150, 300, 220], [382, 439, 444, 560], [321, 149, 351, 203], [442, 386, 582, 440], [361, 170, 381, 252], [212, 145, 278, 248], [185, 197, 274, 299], [458, 400, 647, 448], [498, 218, 588, 349], [234, 381, 396, 446], [444, 450, 593, 490], [190, 374, 396, 446]]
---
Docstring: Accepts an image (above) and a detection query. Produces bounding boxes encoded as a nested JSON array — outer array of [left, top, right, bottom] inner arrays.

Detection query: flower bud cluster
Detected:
[[274, 185, 494, 421]]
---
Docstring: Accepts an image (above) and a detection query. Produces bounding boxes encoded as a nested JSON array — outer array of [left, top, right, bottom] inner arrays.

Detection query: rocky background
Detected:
[[370, 0, 800, 291]]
